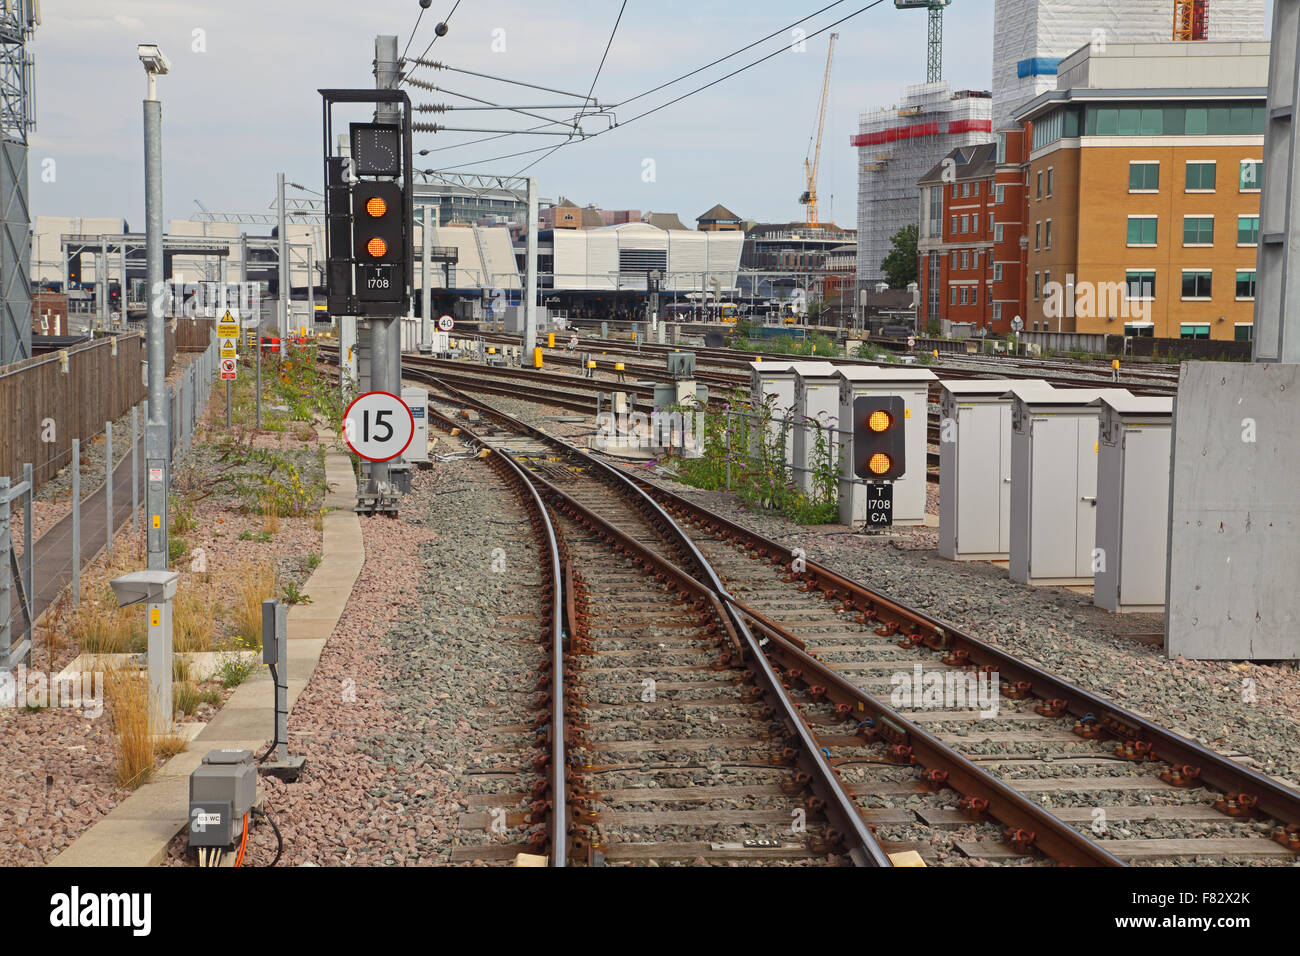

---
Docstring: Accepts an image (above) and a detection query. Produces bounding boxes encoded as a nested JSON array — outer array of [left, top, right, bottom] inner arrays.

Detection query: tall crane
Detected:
[[894, 0, 951, 84], [1173, 0, 1209, 41], [800, 33, 838, 229]]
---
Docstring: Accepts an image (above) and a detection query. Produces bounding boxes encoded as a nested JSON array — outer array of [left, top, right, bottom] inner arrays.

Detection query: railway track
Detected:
[[414, 369, 1300, 867]]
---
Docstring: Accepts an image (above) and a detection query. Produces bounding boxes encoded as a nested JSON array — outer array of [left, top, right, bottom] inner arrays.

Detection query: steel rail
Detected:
[[627, 474, 1300, 833], [424, 385, 892, 866], [473, 437, 567, 865]]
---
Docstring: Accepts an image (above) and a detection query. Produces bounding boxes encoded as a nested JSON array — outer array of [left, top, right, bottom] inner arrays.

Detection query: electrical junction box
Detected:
[[402, 386, 429, 463], [188, 749, 256, 848], [791, 362, 842, 496], [937, 379, 1048, 561], [1091, 395, 1174, 613], [836, 366, 936, 527], [666, 352, 696, 379], [1006, 387, 1132, 587]]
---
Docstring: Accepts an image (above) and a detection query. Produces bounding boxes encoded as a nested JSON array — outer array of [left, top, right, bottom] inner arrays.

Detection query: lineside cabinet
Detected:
[[1092, 395, 1174, 613]]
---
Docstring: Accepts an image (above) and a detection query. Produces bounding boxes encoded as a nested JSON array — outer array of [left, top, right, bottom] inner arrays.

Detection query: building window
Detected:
[[972, 286, 979, 306], [1045, 220, 1053, 249], [1124, 323, 1155, 337], [1238, 215, 1260, 246], [961, 250, 969, 270], [994, 223, 1004, 242], [1236, 269, 1257, 299], [1035, 221, 1041, 249], [1235, 324, 1254, 341], [951, 287, 957, 306], [1036, 170, 1043, 199], [989, 212, 995, 233], [994, 262, 1004, 281], [1129, 161, 1159, 191], [1033, 272, 1041, 300], [995, 184, 1006, 204], [1046, 167, 1054, 197], [993, 302, 1003, 322], [973, 250, 980, 269], [960, 287, 969, 305], [1127, 216, 1158, 246], [929, 255, 941, 319], [997, 132, 1007, 165], [952, 251, 959, 270], [1181, 270, 1213, 300], [1126, 270, 1156, 301], [1240, 160, 1263, 192], [1044, 270, 1051, 292], [963, 215, 971, 233], [1183, 216, 1215, 246], [952, 183, 959, 199], [1180, 323, 1211, 339], [1186, 161, 1217, 191]]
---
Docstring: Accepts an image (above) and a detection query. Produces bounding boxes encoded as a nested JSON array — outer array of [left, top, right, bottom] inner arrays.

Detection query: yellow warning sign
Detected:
[[150, 609, 160, 626], [216, 310, 240, 339]]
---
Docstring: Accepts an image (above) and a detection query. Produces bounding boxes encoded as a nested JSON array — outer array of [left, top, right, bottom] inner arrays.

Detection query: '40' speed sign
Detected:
[[342, 391, 415, 462]]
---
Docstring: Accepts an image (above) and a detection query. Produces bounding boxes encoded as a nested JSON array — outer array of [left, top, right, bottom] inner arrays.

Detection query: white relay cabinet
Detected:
[[1092, 395, 1174, 613], [938, 379, 1047, 561], [1007, 387, 1132, 587], [792, 362, 845, 495]]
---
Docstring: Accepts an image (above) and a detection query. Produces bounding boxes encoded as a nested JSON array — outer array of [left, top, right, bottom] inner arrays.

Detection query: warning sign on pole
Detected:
[[217, 310, 240, 340], [220, 357, 237, 380]]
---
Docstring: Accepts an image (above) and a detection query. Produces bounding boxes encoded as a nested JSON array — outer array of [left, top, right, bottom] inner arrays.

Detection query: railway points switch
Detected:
[[188, 749, 256, 849]]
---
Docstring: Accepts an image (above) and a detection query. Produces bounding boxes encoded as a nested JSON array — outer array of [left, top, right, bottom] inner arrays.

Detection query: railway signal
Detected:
[[853, 395, 906, 481]]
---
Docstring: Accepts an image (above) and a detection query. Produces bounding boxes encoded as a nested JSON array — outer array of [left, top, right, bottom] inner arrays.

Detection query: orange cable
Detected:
[[234, 811, 250, 867]]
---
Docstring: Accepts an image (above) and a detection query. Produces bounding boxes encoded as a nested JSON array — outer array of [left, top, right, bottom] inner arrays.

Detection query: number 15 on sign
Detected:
[[342, 391, 414, 462]]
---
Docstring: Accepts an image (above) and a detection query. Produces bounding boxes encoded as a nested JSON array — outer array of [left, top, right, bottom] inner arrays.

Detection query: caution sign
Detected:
[[216, 310, 240, 340], [219, 336, 238, 358], [220, 357, 237, 381]]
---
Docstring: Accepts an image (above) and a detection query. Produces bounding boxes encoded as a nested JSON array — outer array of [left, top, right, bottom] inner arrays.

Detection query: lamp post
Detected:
[[139, 43, 171, 573]]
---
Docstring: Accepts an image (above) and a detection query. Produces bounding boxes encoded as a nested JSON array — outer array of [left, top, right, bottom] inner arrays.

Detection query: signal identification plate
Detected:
[[357, 264, 402, 303], [865, 482, 893, 527]]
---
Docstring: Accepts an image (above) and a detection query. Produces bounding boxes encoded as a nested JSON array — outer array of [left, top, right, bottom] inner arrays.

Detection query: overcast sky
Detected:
[[31, 1, 1006, 229]]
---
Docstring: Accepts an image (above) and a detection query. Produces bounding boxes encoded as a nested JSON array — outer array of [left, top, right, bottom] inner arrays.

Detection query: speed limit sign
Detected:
[[342, 391, 414, 462], [437, 315, 454, 332]]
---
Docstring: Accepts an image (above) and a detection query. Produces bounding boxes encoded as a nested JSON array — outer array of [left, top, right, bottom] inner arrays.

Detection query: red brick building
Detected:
[[917, 142, 1003, 334]]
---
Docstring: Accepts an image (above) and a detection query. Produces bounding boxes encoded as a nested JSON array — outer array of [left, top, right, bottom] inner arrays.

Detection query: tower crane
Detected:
[[1173, 1, 1209, 41], [894, 0, 951, 84], [800, 33, 838, 229]]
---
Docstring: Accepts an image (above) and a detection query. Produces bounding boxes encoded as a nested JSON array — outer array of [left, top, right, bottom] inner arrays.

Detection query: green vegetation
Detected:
[[731, 331, 842, 358], [881, 224, 919, 289], [672, 388, 839, 525]]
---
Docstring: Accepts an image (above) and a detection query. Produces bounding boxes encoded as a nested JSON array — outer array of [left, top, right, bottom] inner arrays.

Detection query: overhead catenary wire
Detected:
[[413, 0, 853, 163], [433, 0, 887, 174], [401, 0, 463, 87]]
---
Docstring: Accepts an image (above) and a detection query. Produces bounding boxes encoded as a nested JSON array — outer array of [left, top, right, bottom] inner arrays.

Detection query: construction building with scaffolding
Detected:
[[853, 83, 993, 290]]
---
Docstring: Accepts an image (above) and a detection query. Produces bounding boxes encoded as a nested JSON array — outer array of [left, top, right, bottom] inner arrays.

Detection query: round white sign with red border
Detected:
[[342, 391, 415, 462], [437, 315, 455, 332]]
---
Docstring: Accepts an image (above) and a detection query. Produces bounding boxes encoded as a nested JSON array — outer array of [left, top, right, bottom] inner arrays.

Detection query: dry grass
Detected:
[[261, 497, 281, 535], [104, 668, 155, 790], [68, 588, 147, 655], [233, 561, 278, 648], [174, 681, 200, 716], [173, 590, 214, 653], [156, 734, 189, 760]]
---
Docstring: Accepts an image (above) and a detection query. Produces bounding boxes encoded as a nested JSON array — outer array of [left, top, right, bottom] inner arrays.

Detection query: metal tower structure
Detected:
[[1173, 0, 1210, 41], [0, 0, 35, 366], [894, 0, 951, 84]]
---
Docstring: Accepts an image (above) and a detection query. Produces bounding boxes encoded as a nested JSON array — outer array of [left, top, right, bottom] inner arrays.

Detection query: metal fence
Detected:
[[1, 329, 218, 669]]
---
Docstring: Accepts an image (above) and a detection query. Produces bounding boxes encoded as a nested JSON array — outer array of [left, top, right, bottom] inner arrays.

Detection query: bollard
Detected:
[[547, 332, 555, 349], [534, 347, 543, 369]]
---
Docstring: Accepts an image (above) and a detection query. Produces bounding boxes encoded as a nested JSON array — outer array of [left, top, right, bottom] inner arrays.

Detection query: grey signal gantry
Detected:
[[1006, 386, 1132, 587], [836, 366, 937, 526], [792, 362, 845, 495], [937, 379, 1048, 561], [1091, 395, 1174, 613]]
